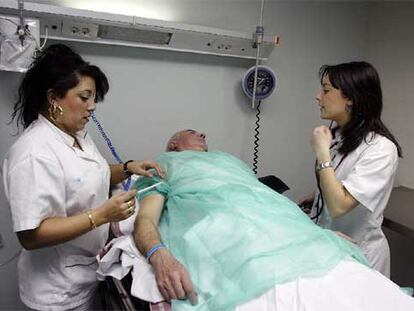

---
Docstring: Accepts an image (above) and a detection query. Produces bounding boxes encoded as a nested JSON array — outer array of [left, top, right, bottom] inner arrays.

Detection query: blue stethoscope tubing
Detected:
[[91, 112, 132, 191]]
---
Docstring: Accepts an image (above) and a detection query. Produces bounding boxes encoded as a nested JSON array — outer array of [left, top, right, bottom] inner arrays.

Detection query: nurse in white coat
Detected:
[[299, 61, 402, 277], [2, 44, 163, 310]]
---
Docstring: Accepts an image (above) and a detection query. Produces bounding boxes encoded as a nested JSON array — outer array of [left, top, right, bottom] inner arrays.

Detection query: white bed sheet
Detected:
[[97, 235, 414, 310]]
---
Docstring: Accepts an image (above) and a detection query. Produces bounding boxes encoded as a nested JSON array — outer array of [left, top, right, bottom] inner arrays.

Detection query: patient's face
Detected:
[[175, 130, 208, 152]]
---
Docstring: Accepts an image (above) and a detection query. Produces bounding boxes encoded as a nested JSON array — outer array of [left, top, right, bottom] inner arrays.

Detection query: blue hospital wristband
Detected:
[[146, 243, 165, 261]]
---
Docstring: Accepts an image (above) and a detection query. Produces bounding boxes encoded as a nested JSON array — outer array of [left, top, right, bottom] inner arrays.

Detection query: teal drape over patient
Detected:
[[135, 151, 368, 311]]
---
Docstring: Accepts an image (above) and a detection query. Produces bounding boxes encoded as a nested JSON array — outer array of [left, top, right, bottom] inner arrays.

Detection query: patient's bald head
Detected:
[[166, 129, 208, 152]]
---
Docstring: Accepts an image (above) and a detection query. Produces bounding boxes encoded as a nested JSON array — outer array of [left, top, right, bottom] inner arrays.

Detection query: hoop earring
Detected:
[[48, 104, 64, 122]]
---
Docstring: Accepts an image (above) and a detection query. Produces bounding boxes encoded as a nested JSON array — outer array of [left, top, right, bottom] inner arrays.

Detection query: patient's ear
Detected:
[[167, 140, 177, 151]]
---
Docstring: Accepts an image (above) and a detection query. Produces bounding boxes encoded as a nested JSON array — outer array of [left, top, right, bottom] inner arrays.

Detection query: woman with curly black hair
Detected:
[[3, 44, 163, 310]]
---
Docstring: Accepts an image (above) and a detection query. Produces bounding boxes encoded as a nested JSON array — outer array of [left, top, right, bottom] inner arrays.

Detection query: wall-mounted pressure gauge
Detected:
[[242, 65, 276, 100]]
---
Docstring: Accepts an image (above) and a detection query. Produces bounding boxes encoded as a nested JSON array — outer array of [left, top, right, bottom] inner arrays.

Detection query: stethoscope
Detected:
[[91, 112, 132, 191], [311, 119, 365, 223], [311, 134, 347, 223]]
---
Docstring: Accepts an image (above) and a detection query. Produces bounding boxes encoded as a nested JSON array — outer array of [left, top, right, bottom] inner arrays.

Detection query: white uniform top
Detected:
[[3, 114, 110, 310], [310, 129, 398, 277]]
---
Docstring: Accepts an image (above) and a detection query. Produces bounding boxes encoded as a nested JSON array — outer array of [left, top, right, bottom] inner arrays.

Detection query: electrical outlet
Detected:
[[62, 21, 99, 39], [40, 19, 62, 37]]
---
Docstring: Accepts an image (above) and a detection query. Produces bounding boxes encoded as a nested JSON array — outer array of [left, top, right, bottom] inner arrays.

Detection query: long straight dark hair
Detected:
[[319, 61, 402, 157]]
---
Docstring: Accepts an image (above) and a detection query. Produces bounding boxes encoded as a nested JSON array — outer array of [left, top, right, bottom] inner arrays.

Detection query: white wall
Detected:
[[1, 1, 399, 309], [0, 72, 28, 310], [366, 1, 414, 189]]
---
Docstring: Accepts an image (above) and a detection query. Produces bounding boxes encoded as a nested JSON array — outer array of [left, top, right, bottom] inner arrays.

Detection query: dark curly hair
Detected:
[[319, 61, 402, 157], [11, 44, 109, 128]]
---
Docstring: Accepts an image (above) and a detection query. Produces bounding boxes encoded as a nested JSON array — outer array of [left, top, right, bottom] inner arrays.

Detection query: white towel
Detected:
[[97, 235, 164, 303]]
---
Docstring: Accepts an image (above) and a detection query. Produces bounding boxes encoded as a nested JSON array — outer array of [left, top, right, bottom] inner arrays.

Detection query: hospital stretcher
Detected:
[[97, 175, 290, 311], [96, 233, 414, 311], [96, 177, 414, 310]]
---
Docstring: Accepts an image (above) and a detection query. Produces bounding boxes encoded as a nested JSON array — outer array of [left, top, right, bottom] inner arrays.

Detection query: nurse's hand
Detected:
[[311, 125, 332, 161], [127, 160, 164, 178], [97, 190, 138, 224], [297, 193, 315, 214], [150, 248, 198, 306]]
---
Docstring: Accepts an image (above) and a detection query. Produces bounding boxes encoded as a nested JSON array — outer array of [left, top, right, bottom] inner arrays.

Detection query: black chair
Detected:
[[258, 175, 290, 194]]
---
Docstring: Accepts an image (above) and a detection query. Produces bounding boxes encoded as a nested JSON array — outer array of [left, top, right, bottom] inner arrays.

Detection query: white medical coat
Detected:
[[310, 130, 398, 277], [3, 114, 110, 310]]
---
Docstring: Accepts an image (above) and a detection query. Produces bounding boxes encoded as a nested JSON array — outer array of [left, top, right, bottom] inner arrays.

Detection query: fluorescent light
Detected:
[[51, 0, 175, 21]]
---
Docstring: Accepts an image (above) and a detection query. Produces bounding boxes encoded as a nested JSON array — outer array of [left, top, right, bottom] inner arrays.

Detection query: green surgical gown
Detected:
[[135, 151, 368, 311]]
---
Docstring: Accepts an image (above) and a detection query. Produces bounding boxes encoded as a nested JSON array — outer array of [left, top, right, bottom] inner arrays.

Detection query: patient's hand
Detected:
[[149, 248, 198, 305]]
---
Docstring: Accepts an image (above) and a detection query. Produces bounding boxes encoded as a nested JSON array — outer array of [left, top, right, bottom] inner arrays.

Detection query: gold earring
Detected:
[[48, 104, 64, 122]]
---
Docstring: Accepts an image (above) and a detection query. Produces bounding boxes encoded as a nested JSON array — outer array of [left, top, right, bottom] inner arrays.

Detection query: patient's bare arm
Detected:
[[134, 194, 197, 305]]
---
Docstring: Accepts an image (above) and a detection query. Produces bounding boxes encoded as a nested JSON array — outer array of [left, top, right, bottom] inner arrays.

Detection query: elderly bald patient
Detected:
[[132, 129, 414, 311]]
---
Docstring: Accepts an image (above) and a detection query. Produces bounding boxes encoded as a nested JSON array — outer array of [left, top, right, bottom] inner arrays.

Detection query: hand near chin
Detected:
[[149, 248, 198, 306], [311, 125, 332, 159]]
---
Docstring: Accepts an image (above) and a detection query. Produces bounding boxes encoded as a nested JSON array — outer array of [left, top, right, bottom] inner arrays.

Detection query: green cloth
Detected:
[[135, 151, 368, 311]]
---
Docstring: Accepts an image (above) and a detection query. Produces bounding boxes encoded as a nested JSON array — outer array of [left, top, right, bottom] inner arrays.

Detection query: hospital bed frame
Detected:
[[99, 270, 151, 311]]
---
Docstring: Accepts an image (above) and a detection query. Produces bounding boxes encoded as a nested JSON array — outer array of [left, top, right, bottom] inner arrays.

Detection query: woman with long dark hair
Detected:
[[3, 44, 163, 310], [299, 61, 401, 277]]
